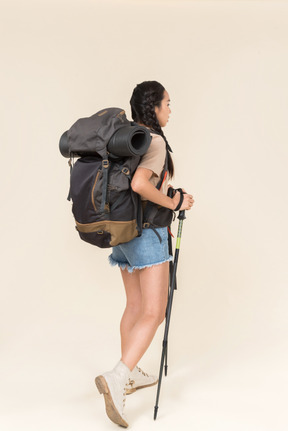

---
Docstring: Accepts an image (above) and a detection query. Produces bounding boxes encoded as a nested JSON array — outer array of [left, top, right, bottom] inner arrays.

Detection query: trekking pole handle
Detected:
[[178, 209, 186, 220], [167, 187, 187, 219], [176, 188, 186, 220]]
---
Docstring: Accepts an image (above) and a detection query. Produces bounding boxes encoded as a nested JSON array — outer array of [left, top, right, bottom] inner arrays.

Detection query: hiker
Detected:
[[95, 81, 194, 427]]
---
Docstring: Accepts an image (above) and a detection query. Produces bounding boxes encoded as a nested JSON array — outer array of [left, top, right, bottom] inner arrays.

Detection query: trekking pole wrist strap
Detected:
[[174, 188, 184, 212]]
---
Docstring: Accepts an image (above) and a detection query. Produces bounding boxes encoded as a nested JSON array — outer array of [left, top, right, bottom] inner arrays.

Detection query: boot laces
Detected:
[[127, 378, 135, 388], [123, 382, 130, 408], [137, 366, 148, 377]]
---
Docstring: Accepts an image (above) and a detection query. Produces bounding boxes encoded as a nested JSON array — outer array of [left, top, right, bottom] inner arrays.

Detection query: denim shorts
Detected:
[[108, 227, 173, 273]]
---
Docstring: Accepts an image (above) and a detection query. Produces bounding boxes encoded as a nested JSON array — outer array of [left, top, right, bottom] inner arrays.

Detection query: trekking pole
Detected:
[[154, 208, 186, 420]]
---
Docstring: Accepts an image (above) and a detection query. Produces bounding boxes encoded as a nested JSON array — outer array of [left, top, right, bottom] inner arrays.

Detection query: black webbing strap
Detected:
[[67, 156, 74, 201], [174, 188, 184, 211], [100, 156, 109, 213], [150, 226, 162, 243]]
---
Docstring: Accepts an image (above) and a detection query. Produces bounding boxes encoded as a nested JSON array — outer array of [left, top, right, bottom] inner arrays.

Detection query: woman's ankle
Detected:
[[116, 359, 133, 373]]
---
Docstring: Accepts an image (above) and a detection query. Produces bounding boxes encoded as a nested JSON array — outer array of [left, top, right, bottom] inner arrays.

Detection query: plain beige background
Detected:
[[1, 0, 287, 430]]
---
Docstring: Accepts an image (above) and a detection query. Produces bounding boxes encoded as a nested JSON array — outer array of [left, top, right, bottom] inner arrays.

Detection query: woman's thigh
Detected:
[[120, 268, 142, 309], [139, 261, 169, 319], [121, 261, 169, 318]]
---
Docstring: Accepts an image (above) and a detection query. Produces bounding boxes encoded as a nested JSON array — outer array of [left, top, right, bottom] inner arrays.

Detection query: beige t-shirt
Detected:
[[137, 132, 169, 199]]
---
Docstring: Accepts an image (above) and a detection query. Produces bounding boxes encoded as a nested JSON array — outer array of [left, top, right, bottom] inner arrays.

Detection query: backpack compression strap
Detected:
[[100, 154, 109, 213]]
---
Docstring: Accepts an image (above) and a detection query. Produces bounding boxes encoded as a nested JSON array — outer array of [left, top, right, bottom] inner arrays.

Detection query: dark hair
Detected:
[[130, 80, 174, 177]]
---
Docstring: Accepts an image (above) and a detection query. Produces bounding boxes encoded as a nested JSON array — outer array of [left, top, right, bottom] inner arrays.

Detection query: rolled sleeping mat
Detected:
[[59, 125, 151, 158], [107, 125, 151, 157]]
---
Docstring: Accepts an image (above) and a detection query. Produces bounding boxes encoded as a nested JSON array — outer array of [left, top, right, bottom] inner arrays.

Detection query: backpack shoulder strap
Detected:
[[142, 147, 169, 223]]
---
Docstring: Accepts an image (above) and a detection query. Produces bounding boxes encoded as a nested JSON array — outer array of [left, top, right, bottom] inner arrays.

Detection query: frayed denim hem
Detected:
[[108, 254, 173, 273], [108, 254, 129, 271], [128, 255, 173, 273]]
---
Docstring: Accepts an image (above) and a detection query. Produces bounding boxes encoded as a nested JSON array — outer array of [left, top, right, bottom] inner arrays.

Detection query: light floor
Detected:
[[1, 313, 286, 431]]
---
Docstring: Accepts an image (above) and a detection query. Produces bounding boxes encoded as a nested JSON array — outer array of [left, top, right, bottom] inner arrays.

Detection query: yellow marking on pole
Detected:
[[176, 221, 183, 249]]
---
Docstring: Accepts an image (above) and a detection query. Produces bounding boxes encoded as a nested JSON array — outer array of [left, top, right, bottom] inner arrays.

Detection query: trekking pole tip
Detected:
[[154, 406, 159, 420]]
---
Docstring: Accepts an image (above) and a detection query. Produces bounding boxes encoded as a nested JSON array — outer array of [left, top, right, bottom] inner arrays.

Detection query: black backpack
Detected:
[[60, 108, 176, 248]]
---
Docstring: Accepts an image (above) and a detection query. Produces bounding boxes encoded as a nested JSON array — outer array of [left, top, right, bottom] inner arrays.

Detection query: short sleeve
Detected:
[[137, 134, 166, 177]]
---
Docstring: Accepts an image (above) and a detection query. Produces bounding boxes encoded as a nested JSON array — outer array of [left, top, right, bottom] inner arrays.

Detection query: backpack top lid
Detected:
[[67, 108, 130, 158]]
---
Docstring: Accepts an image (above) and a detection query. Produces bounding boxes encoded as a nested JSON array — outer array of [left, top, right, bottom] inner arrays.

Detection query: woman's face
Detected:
[[155, 90, 171, 127]]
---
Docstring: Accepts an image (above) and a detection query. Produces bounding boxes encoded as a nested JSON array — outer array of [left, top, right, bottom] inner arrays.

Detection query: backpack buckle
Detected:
[[102, 159, 109, 168], [122, 167, 130, 175], [143, 222, 150, 229]]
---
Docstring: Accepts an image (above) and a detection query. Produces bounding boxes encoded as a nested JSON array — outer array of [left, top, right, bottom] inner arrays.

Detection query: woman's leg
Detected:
[[96, 261, 169, 428], [120, 269, 142, 358], [120, 261, 169, 371]]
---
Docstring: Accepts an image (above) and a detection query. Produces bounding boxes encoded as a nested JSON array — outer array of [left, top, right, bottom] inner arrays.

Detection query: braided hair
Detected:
[[130, 81, 174, 177]]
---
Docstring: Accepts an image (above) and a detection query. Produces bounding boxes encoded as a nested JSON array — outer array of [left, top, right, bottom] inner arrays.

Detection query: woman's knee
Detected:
[[142, 307, 166, 326], [123, 301, 142, 319]]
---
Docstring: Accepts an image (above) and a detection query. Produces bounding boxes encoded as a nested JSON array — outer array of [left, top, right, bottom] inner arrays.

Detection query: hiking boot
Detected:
[[126, 366, 158, 395], [95, 361, 130, 428]]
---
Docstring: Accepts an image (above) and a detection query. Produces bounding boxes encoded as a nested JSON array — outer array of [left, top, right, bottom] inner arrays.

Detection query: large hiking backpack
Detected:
[[60, 108, 154, 248], [59, 107, 179, 248], [69, 154, 142, 248]]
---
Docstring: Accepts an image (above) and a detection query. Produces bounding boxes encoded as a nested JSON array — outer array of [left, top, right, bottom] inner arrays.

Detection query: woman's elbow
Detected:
[[131, 177, 142, 194], [131, 169, 151, 194]]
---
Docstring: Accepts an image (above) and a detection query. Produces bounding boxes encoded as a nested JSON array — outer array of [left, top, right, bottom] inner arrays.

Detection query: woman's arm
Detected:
[[131, 167, 194, 211]]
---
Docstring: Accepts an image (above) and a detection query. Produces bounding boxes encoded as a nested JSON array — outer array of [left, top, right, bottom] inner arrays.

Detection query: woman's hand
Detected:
[[132, 173, 194, 212], [172, 189, 194, 211]]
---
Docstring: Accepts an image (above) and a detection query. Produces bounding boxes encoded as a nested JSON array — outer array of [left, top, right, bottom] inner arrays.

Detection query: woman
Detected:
[[95, 81, 194, 427]]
